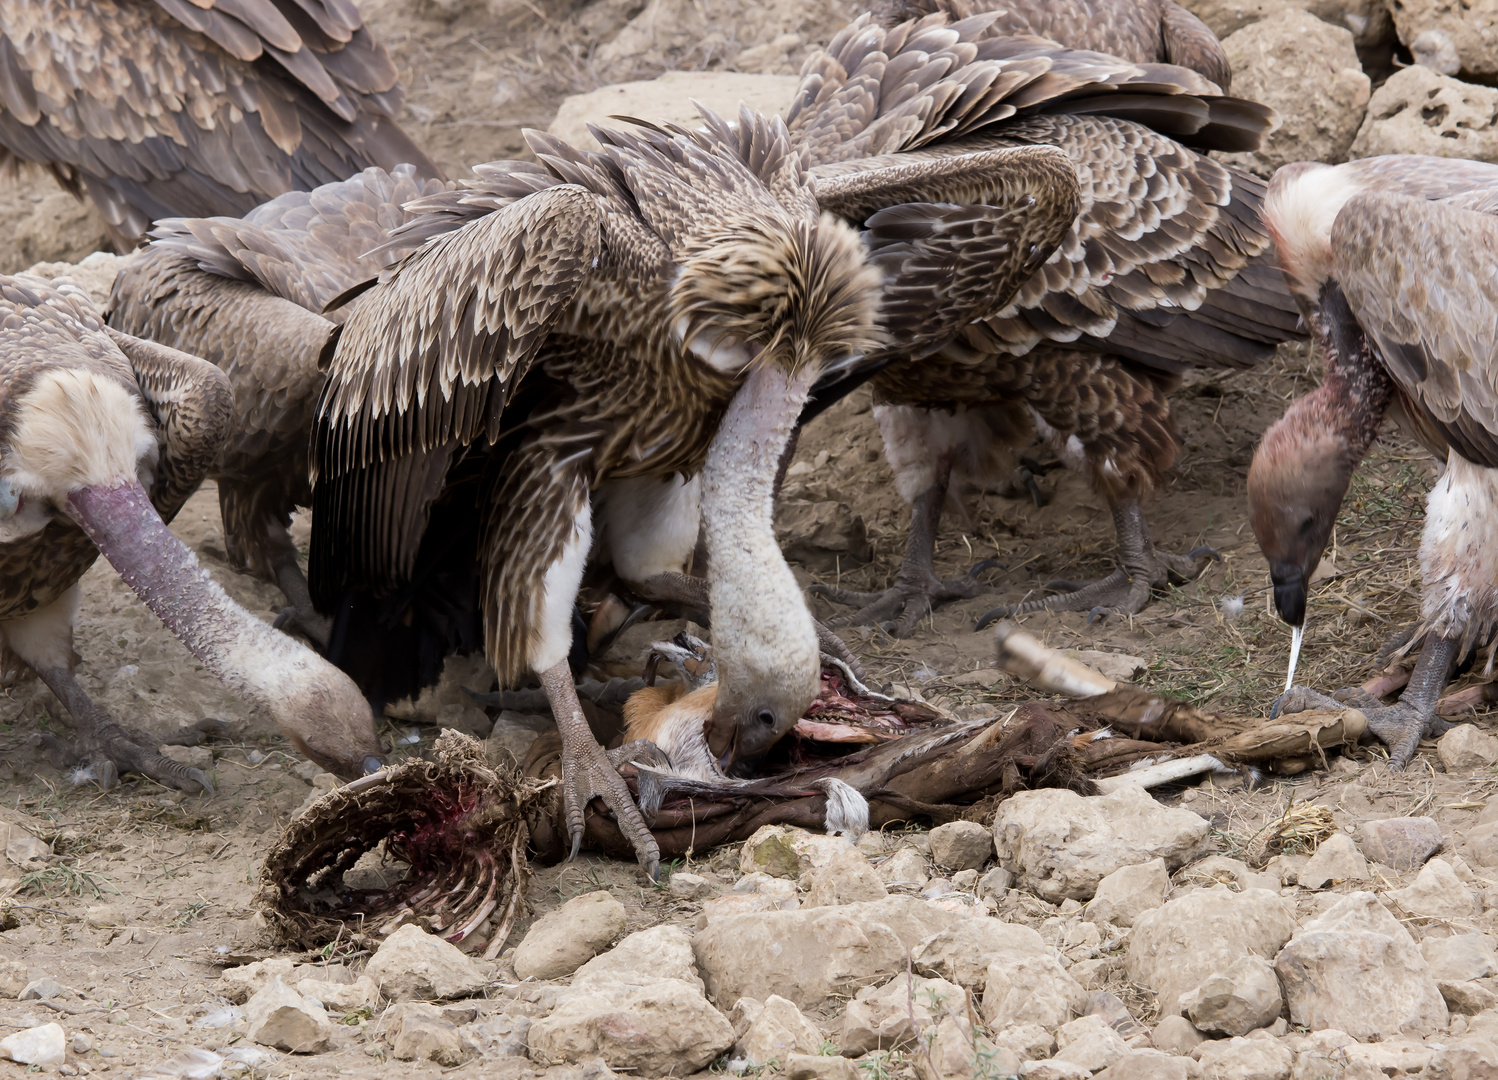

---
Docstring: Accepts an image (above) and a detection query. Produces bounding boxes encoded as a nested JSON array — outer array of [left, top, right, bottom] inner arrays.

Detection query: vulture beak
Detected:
[[1268, 560, 1308, 628]]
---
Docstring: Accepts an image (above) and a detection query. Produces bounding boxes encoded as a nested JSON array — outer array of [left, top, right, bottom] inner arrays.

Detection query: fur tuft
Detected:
[[6, 368, 157, 503], [1264, 162, 1365, 302]]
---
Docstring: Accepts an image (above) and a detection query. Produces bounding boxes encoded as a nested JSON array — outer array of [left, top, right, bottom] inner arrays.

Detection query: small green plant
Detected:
[[859, 1050, 900, 1080], [18, 865, 114, 900], [341, 1007, 373, 1026], [170, 901, 208, 927], [818, 1040, 838, 1057]]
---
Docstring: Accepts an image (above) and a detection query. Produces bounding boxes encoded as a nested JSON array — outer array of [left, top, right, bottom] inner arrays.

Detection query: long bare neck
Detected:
[[1312, 282, 1395, 461]]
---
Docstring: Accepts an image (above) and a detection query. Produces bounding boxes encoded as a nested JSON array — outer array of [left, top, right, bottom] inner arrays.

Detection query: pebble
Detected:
[[512, 890, 626, 980], [1357, 817, 1444, 870]]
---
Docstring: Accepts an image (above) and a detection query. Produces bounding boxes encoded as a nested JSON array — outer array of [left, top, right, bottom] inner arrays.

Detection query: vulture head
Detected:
[[672, 207, 885, 766]]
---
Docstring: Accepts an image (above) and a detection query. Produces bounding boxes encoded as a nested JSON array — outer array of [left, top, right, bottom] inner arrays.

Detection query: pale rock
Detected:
[[977, 867, 1013, 899], [1351, 66, 1498, 164], [777, 500, 873, 572], [1273, 891, 1447, 1038], [1180, 855, 1275, 893], [992, 786, 1213, 902], [1296, 834, 1368, 891], [1423, 1032, 1498, 1077], [1052, 1015, 1128, 1072], [991, 1024, 1056, 1062], [1386, 858, 1478, 919], [879, 848, 932, 888], [573, 925, 702, 992], [388, 1002, 468, 1065], [461, 1013, 532, 1059], [840, 973, 966, 1055], [1070, 957, 1121, 990], [736, 995, 824, 1065], [1018, 1060, 1090, 1080], [699, 892, 799, 923], [1094, 1049, 1199, 1079], [1423, 935, 1498, 982], [951, 869, 978, 891], [1128, 885, 1296, 1016], [69, 1033, 90, 1055], [1286, 1028, 1354, 1080], [365, 923, 487, 1001], [1467, 820, 1498, 868], [668, 872, 716, 900], [485, 712, 544, 763], [1152, 1015, 1205, 1055], [982, 950, 1088, 1030], [0, 1023, 64, 1067], [1357, 816, 1444, 869], [912, 919, 1050, 990], [928, 822, 993, 871], [1385, 0, 1498, 79], [913, 1014, 1017, 1080], [0, 960, 25, 998], [1218, 10, 1370, 173], [1178, 0, 1391, 45], [512, 891, 627, 980], [217, 958, 301, 1004], [1181, 955, 1284, 1036], [740, 825, 850, 879], [296, 975, 381, 1013], [1440, 725, 1498, 770], [786, 1053, 861, 1080], [244, 976, 333, 1053], [1338, 1037, 1432, 1074], [694, 895, 961, 1009], [19, 977, 63, 1000], [1085, 858, 1169, 927], [527, 977, 733, 1076], [1194, 1035, 1292, 1079], [1441, 980, 1498, 1015], [729, 998, 763, 1042], [84, 904, 123, 929], [804, 849, 888, 907]]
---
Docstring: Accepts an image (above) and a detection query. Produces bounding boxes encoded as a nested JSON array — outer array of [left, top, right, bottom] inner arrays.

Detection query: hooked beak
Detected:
[[1269, 560, 1308, 628]]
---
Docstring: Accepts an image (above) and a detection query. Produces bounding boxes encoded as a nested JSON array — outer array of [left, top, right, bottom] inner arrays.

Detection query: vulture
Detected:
[[302, 20, 1116, 872], [0, 0, 439, 248], [0, 272, 384, 792], [108, 164, 449, 643], [794, 13, 1300, 634], [1249, 155, 1498, 769]]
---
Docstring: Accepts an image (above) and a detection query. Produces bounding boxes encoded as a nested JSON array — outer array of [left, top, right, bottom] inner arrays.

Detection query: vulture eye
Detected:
[[1298, 515, 1316, 537], [757, 709, 777, 728]]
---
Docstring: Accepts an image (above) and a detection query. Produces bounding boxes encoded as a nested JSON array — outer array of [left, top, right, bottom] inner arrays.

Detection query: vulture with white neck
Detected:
[[306, 43, 1087, 871], [0, 0, 439, 248], [799, 12, 1301, 634], [1250, 155, 1498, 769], [0, 273, 384, 791]]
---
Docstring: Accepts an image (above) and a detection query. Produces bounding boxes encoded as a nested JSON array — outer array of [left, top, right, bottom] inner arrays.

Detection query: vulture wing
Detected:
[[1333, 188, 1498, 469]]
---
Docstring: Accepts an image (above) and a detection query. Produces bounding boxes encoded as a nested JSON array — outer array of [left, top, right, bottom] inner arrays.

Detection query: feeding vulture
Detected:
[[1250, 155, 1498, 769], [794, 13, 1300, 634], [0, 272, 383, 791], [0, 0, 439, 248]]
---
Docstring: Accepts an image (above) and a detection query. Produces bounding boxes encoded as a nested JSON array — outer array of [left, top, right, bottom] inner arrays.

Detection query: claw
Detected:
[[1086, 606, 1111, 625], [185, 767, 215, 796], [1187, 545, 1221, 563]]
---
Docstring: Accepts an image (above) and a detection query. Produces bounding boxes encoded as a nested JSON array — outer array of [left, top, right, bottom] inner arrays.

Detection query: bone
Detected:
[[992, 622, 1118, 698]]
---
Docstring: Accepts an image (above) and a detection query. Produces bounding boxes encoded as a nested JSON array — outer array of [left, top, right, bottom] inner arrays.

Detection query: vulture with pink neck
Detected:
[[0, 273, 384, 790], [1250, 155, 1498, 768]]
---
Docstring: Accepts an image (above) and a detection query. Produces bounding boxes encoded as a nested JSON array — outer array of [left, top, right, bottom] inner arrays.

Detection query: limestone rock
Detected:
[[365, 924, 487, 1001], [461, 1013, 532, 1059], [1339, 1037, 1433, 1075], [0, 1023, 64, 1067], [1193, 1035, 1292, 1079], [1273, 891, 1447, 1038], [982, 950, 1088, 1030], [245, 977, 333, 1053], [573, 925, 703, 992], [1094, 1050, 1198, 1079], [787, 1053, 861, 1080], [840, 973, 966, 1056], [1439, 980, 1498, 1015], [669, 872, 717, 900], [740, 825, 851, 879], [1386, 0, 1498, 80], [1018, 1060, 1090, 1079], [1422, 934, 1498, 982], [1357, 816, 1443, 869], [1052, 1015, 1128, 1073], [527, 977, 733, 1076], [1180, 955, 1284, 1036], [0, 961, 25, 999], [10, 194, 112, 271], [296, 975, 381, 1014], [878, 848, 931, 888], [1178, 0, 1391, 45], [388, 1002, 468, 1065], [914, 1015, 1016, 1080], [1218, 9, 1370, 173], [218, 958, 302, 1004], [929, 822, 993, 871], [804, 849, 888, 907], [1297, 834, 1369, 891], [912, 919, 1050, 990], [1424, 1032, 1498, 1077], [549, 71, 800, 153], [1439, 724, 1498, 770], [1351, 66, 1498, 164], [513, 891, 627, 981], [992, 786, 1212, 902], [1127, 885, 1296, 1016], [1151, 1014, 1205, 1055], [694, 896, 960, 1009], [19, 977, 62, 1001], [1386, 858, 1477, 919], [1085, 858, 1169, 927], [737, 995, 824, 1065], [777, 500, 873, 572], [991, 1024, 1056, 1062]]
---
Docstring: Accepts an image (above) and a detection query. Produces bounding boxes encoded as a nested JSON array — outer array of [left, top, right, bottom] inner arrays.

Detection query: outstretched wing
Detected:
[[1333, 189, 1498, 468], [0, 0, 438, 243]]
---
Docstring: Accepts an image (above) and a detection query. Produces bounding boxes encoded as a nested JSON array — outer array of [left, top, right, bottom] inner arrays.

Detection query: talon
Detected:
[[966, 558, 1004, 579], [271, 608, 294, 632], [1187, 545, 1221, 563], [185, 767, 214, 796], [1086, 606, 1111, 624], [975, 606, 1005, 631]]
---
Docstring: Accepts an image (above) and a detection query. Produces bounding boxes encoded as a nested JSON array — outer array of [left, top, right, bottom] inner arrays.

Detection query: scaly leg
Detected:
[[977, 499, 1216, 628], [1275, 636, 1460, 769], [270, 553, 332, 649], [540, 660, 659, 879]]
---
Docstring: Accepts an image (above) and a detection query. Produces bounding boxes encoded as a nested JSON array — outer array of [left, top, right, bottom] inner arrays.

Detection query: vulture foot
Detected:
[[813, 560, 1002, 638], [35, 719, 215, 794], [272, 605, 333, 650]]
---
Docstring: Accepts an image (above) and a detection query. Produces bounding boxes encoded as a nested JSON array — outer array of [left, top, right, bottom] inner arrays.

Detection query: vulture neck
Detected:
[[1309, 281, 1394, 463]]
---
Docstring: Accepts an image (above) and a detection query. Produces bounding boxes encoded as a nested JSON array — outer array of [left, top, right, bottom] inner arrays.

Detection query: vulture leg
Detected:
[[6, 590, 213, 794], [270, 553, 333, 649]]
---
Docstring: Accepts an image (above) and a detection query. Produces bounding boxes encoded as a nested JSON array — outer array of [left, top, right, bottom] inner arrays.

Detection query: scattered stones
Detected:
[[1052, 1015, 1129, 1073], [244, 977, 334, 1053], [0, 1023, 64, 1067], [786, 1052, 861, 1080], [1422, 934, 1498, 982], [1085, 858, 1169, 927], [574, 925, 703, 991], [878, 848, 931, 888], [461, 1013, 532, 1059], [737, 995, 824, 1065], [912, 919, 1050, 990], [1218, 9, 1370, 172], [982, 948, 1088, 1030], [513, 890, 627, 980], [1193, 1035, 1293, 1079], [668, 872, 717, 900], [1151, 1014, 1205, 1055], [1094, 1050, 1196, 1079], [296, 975, 381, 1013], [992, 786, 1213, 902], [914, 1015, 1015, 1080], [1385, 0, 1498, 80], [1297, 834, 1369, 891], [217, 958, 301, 1004], [776, 499, 873, 571], [1128, 885, 1296, 1016], [1386, 858, 1478, 919], [0, 960, 25, 999], [1018, 1059, 1090, 1080], [1357, 816, 1443, 870], [976, 867, 1013, 899], [840, 973, 965, 1055], [740, 825, 850, 879], [928, 822, 993, 871], [19, 977, 64, 1000], [1181, 955, 1284, 1036], [1439, 980, 1498, 1015], [1439, 724, 1498, 769], [388, 1003, 468, 1065], [992, 1024, 1057, 1062], [1274, 891, 1447, 1038], [1351, 66, 1498, 163], [804, 849, 888, 907], [365, 924, 487, 1001]]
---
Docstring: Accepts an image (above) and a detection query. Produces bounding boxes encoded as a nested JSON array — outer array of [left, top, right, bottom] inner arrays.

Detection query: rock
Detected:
[[1339, 1037, 1433, 1075], [668, 872, 717, 900], [1180, 855, 1277, 894], [1180, 955, 1284, 1036], [512, 890, 626, 981], [786, 1053, 861, 1080], [804, 849, 888, 907], [1351, 66, 1498, 164], [1067, 650, 1146, 684], [992, 786, 1213, 902], [1357, 816, 1444, 870], [736, 995, 824, 1065], [574, 925, 704, 992], [388, 1003, 468, 1065], [912, 919, 1050, 990], [1152, 1014, 1205, 1055], [218, 958, 301, 1004], [1018, 1060, 1091, 1080], [1178, 0, 1391, 46], [1387, 858, 1478, 919], [776, 500, 873, 572], [1052, 1015, 1129, 1073], [928, 822, 993, 871], [1467, 820, 1498, 868], [1217, 10, 1370, 173], [527, 978, 733, 1076], [1424, 1032, 1498, 1077], [1296, 834, 1369, 891], [296, 976, 381, 1014], [841, 973, 966, 1055], [244, 977, 333, 1053], [1128, 885, 1296, 1016], [365, 924, 487, 1001], [11, 195, 112, 270], [879, 848, 931, 888], [1440, 980, 1498, 1015], [694, 896, 961, 1009], [0, 960, 25, 998], [1273, 891, 1447, 1038], [550, 72, 801, 153], [19, 977, 63, 1000], [982, 950, 1088, 1030], [1085, 858, 1169, 927], [0, 1022, 64, 1067], [740, 825, 851, 879], [976, 867, 1013, 899], [1423, 935, 1498, 982], [1439, 725, 1498, 770], [914, 1015, 1017, 1080], [1193, 1035, 1292, 1079], [461, 1013, 531, 1059], [1385, 0, 1498, 80], [1094, 1050, 1198, 1079], [991, 1024, 1056, 1061]]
